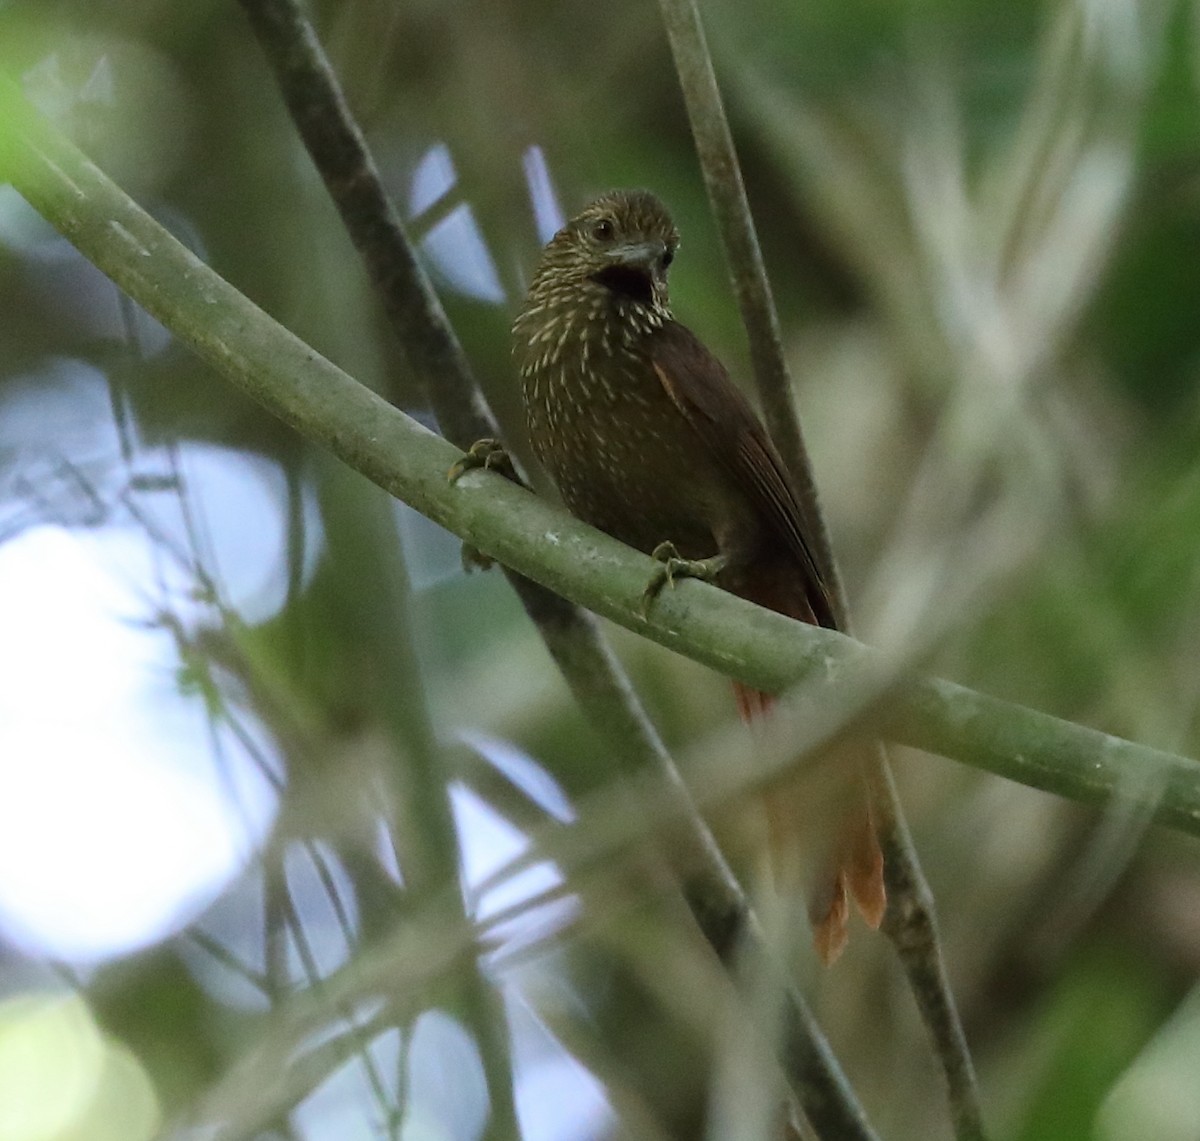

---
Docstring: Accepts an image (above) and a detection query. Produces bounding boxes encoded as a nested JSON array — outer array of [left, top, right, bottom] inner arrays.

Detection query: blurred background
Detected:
[[1, 0, 1200, 1138]]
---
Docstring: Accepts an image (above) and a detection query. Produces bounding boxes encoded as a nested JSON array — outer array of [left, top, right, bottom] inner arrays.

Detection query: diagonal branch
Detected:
[[5, 96, 1198, 833], [234, 0, 486, 437], [655, 0, 834, 576]]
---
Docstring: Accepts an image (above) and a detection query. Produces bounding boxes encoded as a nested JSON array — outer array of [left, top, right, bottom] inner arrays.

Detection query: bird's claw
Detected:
[[460, 542, 496, 573], [450, 440, 519, 573], [640, 542, 726, 617], [448, 438, 514, 484]]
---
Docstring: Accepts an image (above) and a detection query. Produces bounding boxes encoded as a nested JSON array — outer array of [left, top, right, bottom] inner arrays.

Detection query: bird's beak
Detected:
[[610, 240, 668, 276]]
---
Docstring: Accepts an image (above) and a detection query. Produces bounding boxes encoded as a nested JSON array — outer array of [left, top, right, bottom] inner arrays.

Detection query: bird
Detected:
[[511, 188, 885, 962]]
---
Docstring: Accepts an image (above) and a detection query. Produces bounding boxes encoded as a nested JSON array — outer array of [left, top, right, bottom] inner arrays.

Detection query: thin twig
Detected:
[[262, 865, 305, 1141], [655, 0, 834, 579], [187, 928, 269, 993], [655, 2, 986, 1137]]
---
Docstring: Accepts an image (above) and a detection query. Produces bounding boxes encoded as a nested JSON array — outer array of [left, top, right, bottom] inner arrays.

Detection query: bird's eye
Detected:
[[661, 247, 675, 270], [591, 218, 616, 243]]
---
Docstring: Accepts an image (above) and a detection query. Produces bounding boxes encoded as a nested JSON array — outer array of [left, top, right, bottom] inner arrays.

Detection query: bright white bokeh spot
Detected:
[[409, 142, 457, 216], [450, 778, 577, 962], [0, 360, 323, 629], [463, 733, 573, 824], [517, 1055, 611, 1141], [522, 146, 564, 245], [422, 205, 505, 303], [409, 144, 505, 302], [451, 783, 565, 925], [508, 997, 613, 1141], [131, 442, 324, 626], [0, 358, 124, 520], [294, 1014, 489, 1141], [283, 842, 359, 983], [0, 523, 279, 962]]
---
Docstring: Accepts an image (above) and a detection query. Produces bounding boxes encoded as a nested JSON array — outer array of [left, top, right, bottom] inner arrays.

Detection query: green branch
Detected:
[[4, 87, 1199, 832]]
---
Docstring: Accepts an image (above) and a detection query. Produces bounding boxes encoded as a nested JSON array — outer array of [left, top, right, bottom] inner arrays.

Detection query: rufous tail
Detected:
[[732, 679, 886, 966]]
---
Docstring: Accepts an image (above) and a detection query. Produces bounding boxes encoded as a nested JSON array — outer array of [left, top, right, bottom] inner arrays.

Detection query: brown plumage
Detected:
[[513, 189, 884, 962]]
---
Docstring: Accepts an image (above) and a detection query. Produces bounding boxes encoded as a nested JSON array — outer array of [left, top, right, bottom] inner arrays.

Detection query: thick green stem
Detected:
[[3, 86, 1198, 835]]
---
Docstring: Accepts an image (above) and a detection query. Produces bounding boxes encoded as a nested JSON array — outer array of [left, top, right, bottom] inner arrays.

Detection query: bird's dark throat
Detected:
[[591, 265, 655, 307]]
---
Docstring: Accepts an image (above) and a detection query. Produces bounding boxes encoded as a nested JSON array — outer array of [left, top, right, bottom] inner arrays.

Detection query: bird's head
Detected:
[[532, 189, 680, 318]]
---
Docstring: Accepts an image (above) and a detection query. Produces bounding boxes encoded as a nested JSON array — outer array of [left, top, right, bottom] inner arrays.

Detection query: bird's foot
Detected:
[[447, 438, 517, 484], [449, 439, 519, 571], [641, 542, 728, 617], [449, 440, 515, 572], [460, 542, 495, 573]]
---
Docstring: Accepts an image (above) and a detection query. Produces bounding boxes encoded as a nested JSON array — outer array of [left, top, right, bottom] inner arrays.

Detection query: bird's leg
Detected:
[[447, 438, 519, 484], [641, 541, 728, 616]]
